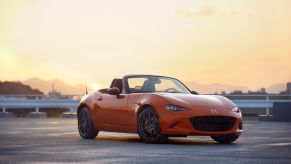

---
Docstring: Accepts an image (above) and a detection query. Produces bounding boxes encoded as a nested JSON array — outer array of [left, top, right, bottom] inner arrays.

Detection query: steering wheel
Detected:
[[165, 88, 179, 93]]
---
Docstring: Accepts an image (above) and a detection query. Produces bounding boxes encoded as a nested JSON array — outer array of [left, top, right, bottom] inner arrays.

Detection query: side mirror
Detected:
[[108, 87, 121, 95], [191, 91, 199, 95]]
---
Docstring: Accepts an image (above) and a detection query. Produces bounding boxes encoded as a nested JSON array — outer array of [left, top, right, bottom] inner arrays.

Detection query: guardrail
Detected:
[[0, 95, 82, 114], [0, 99, 79, 113], [233, 100, 291, 115], [0, 94, 291, 115]]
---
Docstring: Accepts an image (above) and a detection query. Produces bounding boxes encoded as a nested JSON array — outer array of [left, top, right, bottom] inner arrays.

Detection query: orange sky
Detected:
[[0, 0, 291, 90]]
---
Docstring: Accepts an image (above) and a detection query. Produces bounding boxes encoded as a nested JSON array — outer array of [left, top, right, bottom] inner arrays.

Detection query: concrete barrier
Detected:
[[1, 95, 291, 118], [27, 112, 47, 118], [0, 112, 14, 117], [259, 102, 291, 122], [62, 112, 77, 118]]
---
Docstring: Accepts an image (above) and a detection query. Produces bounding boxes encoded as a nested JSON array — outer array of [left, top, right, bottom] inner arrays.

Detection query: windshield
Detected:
[[127, 76, 191, 94]]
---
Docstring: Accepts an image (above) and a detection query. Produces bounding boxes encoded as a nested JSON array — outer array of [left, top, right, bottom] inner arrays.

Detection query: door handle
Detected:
[[97, 97, 103, 101]]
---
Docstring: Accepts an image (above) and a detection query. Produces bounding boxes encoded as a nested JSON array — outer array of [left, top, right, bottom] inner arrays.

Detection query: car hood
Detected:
[[156, 93, 235, 109]]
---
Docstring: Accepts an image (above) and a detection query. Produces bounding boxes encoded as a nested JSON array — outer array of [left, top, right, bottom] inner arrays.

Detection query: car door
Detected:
[[96, 93, 128, 127]]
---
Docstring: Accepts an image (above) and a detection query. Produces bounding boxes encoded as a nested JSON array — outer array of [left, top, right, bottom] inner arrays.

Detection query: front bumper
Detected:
[[159, 109, 243, 136]]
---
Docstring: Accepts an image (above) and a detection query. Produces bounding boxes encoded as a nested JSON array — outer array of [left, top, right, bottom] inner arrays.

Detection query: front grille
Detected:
[[190, 116, 236, 132]]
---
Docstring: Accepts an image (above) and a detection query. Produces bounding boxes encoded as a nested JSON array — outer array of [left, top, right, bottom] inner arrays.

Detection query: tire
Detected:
[[137, 108, 168, 144], [211, 134, 240, 144], [78, 107, 98, 139]]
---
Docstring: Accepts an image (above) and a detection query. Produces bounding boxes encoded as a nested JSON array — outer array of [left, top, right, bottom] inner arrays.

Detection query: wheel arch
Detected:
[[77, 102, 99, 130], [77, 103, 90, 115], [135, 94, 168, 120], [136, 104, 155, 119]]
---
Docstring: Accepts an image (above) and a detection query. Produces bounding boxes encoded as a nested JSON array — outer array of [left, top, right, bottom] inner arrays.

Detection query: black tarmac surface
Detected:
[[0, 118, 291, 164]]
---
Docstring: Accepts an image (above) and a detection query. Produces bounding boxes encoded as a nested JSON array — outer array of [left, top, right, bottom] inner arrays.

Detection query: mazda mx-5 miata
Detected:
[[77, 74, 243, 144]]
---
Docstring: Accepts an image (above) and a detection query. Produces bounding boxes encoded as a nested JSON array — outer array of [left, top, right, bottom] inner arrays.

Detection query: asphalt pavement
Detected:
[[0, 118, 291, 164]]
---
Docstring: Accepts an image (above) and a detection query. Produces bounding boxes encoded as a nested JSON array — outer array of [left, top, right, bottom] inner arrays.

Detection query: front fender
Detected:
[[77, 92, 100, 129]]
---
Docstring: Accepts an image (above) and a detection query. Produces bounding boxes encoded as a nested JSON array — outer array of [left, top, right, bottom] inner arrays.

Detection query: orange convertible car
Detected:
[[77, 75, 243, 144]]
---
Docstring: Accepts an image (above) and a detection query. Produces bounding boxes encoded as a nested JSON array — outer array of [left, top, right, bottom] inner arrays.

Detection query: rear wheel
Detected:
[[137, 108, 168, 144], [78, 107, 98, 139], [211, 134, 240, 143]]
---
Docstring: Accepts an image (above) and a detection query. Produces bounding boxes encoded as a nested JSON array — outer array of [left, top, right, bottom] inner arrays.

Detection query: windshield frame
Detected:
[[123, 75, 192, 94]]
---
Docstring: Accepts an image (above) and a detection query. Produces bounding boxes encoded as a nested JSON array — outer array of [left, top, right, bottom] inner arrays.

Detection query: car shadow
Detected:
[[96, 135, 141, 143], [94, 135, 241, 146]]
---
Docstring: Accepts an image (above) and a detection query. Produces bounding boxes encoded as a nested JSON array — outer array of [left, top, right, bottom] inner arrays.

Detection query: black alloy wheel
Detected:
[[78, 107, 98, 139], [137, 108, 167, 144]]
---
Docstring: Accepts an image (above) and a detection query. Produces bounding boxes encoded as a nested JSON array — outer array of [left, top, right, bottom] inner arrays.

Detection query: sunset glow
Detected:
[[91, 83, 101, 91], [0, 0, 291, 90]]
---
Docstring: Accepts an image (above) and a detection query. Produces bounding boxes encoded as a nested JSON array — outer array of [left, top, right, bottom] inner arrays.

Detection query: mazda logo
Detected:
[[211, 109, 219, 114]]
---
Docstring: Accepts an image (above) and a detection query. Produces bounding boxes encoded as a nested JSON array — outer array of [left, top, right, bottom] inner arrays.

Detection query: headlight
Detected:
[[165, 104, 189, 111], [232, 106, 240, 113]]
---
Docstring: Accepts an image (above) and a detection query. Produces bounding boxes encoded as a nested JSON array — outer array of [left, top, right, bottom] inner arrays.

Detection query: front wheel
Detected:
[[137, 108, 168, 144], [211, 134, 240, 143], [78, 107, 98, 139]]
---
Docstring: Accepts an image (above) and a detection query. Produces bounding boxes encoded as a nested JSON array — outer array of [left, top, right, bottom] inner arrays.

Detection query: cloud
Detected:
[[180, 5, 240, 17], [218, 10, 240, 16], [180, 5, 215, 17]]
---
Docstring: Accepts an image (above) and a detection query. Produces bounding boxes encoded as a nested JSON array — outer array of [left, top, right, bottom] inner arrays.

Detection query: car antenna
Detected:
[[85, 84, 88, 95], [84, 76, 88, 95], [85, 79, 88, 95]]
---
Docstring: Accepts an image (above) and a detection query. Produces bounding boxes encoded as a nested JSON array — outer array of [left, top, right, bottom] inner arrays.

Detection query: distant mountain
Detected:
[[0, 81, 43, 95], [185, 82, 249, 94], [23, 77, 85, 95], [21, 77, 288, 95], [265, 83, 286, 94], [185, 81, 287, 94]]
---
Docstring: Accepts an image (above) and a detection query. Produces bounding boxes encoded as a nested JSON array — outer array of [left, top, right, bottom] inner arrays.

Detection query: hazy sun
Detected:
[[91, 83, 101, 91]]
